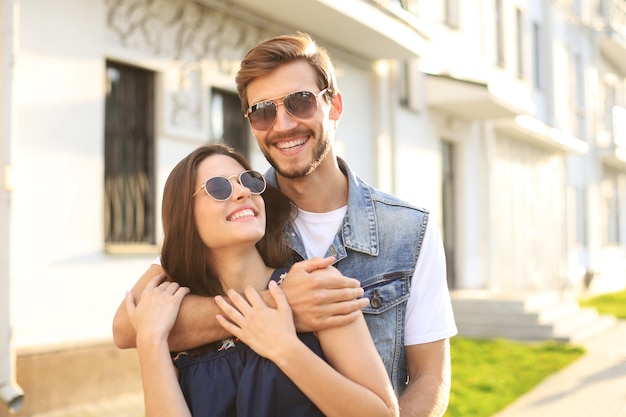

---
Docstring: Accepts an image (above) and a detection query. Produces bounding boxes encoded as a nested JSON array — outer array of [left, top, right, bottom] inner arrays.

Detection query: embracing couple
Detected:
[[113, 32, 457, 417]]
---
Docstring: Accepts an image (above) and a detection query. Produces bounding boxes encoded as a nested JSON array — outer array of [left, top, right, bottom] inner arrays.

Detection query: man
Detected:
[[113, 32, 457, 416]]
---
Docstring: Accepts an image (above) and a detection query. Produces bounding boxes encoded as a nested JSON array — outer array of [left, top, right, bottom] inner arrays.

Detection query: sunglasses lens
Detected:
[[247, 91, 321, 130], [284, 92, 317, 118], [248, 102, 277, 131], [240, 171, 266, 194], [204, 177, 232, 201]]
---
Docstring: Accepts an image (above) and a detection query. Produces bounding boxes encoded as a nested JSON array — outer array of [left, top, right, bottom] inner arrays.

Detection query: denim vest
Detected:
[[266, 159, 429, 394]]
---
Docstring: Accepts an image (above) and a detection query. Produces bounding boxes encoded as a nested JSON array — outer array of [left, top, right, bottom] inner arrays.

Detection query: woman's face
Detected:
[[193, 154, 266, 252]]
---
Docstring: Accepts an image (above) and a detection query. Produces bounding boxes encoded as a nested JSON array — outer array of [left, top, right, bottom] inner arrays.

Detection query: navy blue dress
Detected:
[[173, 270, 326, 417]]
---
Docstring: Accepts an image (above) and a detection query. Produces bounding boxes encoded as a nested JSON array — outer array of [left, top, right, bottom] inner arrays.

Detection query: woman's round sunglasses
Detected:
[[192, 170, 267, 201], [244, 89, 328, 131]]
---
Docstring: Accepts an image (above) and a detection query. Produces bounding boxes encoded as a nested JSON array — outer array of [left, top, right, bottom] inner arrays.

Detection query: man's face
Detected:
[[245, 60, 341, 179]]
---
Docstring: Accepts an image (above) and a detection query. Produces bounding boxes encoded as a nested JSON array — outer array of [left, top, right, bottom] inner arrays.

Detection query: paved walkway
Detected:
[[492, 319, 626, 417], [31, 394, 144, 417], [30, 321, 626, 417]]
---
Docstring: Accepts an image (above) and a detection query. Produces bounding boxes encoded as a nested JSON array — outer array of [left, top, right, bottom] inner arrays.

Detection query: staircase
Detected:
[[450, 290, 617, 343]]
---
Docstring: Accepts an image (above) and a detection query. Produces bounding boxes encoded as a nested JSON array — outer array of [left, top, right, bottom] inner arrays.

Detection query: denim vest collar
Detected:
[[265, 158, 378, 257]]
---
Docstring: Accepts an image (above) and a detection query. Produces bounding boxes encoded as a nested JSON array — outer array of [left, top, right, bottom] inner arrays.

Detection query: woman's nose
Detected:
[[231, 178, 252, 200]]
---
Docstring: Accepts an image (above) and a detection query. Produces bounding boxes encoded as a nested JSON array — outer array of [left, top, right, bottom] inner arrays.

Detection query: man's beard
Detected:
[[263, 130, 331, 179]]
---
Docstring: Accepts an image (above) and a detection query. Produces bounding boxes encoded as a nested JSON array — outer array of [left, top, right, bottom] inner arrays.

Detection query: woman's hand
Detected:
[[124, 276, 190, 344], [215, 281, 298, 360]]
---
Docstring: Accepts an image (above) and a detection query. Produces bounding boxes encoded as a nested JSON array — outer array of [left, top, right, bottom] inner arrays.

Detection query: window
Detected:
[[441, 141, 457, 289], [605, 170, 621, 244], [515, 8, 524, 78], [569, 52, 586, 137], [532, 22, 543, 90], [575, 186, 588, 246], [210, 88, 249, 156], [104, 61, 156, 248], [495, 0, 505, 67], [445, 0, 460, 29], [398, 60, 420, 112], [603, 81, 616, 135]]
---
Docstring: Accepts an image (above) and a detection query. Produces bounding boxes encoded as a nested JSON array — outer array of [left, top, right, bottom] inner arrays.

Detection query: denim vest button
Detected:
[[370, 290, 382, 309]]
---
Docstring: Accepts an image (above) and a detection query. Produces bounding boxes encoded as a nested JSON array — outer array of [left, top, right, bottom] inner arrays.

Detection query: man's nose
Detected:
[[271, 103, 298, 131]]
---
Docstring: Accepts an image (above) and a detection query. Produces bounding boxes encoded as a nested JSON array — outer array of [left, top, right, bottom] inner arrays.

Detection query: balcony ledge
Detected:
[[494, 116, 589, 155], [199, 0, 429, 60], [424, 73, 532, 119]]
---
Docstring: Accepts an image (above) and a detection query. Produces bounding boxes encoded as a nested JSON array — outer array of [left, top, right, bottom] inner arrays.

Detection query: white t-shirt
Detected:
[[294, 207, 458, 346]]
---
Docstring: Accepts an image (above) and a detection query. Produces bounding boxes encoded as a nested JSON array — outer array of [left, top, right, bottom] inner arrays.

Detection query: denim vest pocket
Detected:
[[361, 272, 411, 314]]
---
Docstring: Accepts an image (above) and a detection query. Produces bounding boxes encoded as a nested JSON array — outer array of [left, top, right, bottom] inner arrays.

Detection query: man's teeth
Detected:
[[229, 209, 255, 221], [276, 138, 306, 150]]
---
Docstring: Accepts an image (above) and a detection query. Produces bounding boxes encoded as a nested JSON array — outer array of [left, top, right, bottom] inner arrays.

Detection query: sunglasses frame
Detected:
[[244, 88, 328, 131], [192, 170, 267, 201]]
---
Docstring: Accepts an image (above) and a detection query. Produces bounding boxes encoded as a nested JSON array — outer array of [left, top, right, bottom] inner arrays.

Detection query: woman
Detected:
[[124, 144, 398, 417]]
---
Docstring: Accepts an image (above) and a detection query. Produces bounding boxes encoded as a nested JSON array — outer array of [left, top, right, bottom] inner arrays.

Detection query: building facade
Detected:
[[1, 0, 625, 414]]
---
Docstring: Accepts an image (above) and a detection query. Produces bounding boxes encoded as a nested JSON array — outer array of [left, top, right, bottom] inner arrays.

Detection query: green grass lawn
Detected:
[[445, 337, 584, 417], [446, 288, 626, 417], [579, 289, 626, 318]]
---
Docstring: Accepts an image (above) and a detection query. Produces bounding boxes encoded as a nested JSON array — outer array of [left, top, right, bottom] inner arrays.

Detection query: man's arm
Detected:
[[113, 258, 369, 350], [398, 339, 451, 417]]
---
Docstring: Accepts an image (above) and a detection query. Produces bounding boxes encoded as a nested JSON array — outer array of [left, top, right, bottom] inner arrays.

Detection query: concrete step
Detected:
[[553, 314, 618, 344], [450, 290, 617, 343], [451, 290, 563, 315]]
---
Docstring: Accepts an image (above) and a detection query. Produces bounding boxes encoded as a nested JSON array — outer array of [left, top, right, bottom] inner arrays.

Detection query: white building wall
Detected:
[[10, 0, 159, 348]]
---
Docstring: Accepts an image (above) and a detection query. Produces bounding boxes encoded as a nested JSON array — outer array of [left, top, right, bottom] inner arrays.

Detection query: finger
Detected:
[[160, 281, 180, 294], [326, 297, 370, 316], [173, 286, 190, 302], [318, 274, 363, 290], [268, 281, 289, 310], [298, 265, 362, 290], [146, 274, 164, 290], [179, 286, 191, 296], [215, 295, 246, 325], [320, 309, 364, 329], [216, 314, 241, 336], [243, 286, 267, 308], [124, 291, 136, 314], [291, 256, 336, 273], [226, 289, 253, 315]]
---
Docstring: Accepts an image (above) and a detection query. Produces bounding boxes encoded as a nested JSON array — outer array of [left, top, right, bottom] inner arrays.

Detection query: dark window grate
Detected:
[[104, 61, 155, 245]]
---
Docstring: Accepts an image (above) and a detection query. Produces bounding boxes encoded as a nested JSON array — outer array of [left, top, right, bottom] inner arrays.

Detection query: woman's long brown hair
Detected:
[[160, 144, 294, 297]]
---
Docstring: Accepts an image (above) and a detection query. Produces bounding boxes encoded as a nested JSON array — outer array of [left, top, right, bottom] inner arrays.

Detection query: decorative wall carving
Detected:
[[105, 0, 267, 73], [105, 0, 271, 140]]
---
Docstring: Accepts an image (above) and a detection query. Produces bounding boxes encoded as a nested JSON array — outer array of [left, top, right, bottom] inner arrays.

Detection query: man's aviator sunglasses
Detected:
[[244, 89, 328, 131], [193, 170, 267, 201]]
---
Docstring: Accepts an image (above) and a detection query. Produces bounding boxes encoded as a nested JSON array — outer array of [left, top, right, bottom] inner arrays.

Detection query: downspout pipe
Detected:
[[0, 0, 24, 412]]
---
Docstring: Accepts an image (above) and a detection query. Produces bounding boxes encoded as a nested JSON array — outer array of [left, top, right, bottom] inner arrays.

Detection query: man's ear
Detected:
[[329, 91, 343, 121]]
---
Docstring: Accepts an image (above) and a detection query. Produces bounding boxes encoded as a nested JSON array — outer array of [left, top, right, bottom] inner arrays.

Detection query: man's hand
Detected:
[[279, 257, 369, 332]]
